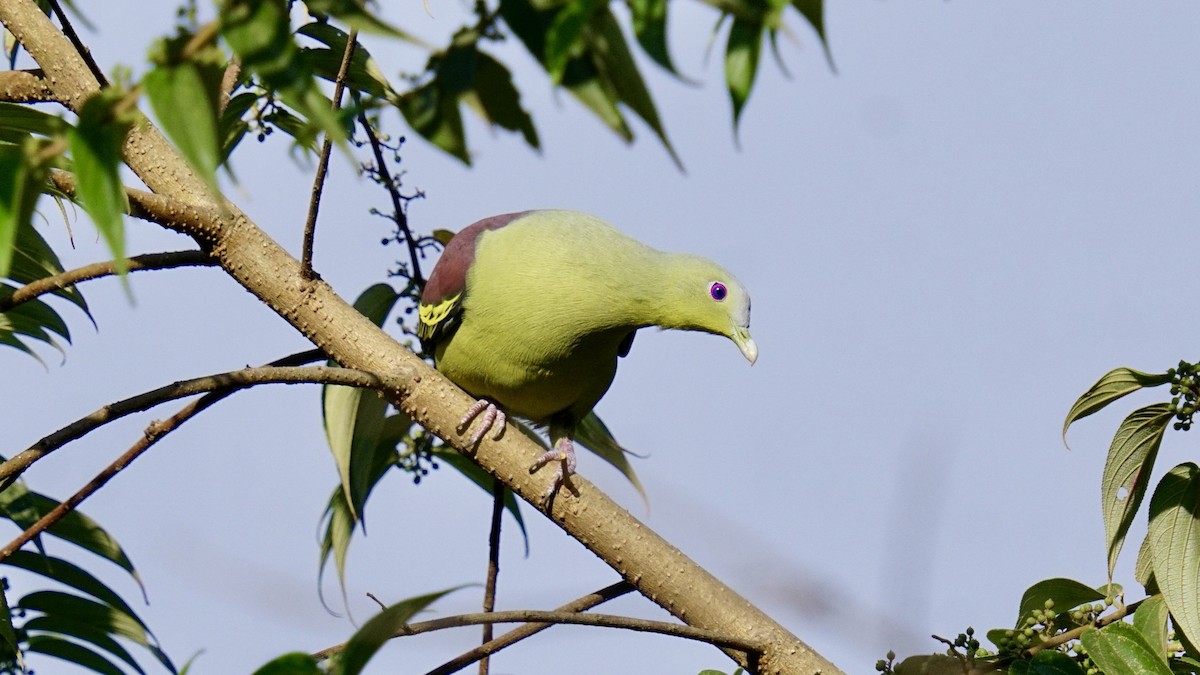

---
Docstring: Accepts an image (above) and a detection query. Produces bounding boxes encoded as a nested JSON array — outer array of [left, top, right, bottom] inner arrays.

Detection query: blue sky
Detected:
[[4, 2, 1200, 674]]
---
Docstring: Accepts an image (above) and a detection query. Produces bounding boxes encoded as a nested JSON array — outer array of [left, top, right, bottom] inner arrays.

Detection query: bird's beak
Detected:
[[733, 326, 758, 365]]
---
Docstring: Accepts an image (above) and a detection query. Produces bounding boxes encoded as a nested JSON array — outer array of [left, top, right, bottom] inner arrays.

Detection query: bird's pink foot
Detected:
[[530, 437, 577, 500], [457, 399, 506, 445]]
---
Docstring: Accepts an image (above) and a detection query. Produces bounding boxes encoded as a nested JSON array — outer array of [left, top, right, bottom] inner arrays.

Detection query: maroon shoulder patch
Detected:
[[421, 211, 531, 304]]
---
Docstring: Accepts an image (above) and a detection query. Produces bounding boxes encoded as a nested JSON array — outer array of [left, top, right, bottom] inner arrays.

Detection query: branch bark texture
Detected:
[[0, 2, 841, 672]]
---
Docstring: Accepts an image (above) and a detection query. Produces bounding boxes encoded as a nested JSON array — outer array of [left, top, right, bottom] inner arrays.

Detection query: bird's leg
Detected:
[[457, 399, 506, 445], [530, 433, 577, 500]]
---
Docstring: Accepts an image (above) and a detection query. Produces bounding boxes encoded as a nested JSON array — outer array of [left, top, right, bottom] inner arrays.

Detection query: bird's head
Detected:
[[665, 256, 757, 365]]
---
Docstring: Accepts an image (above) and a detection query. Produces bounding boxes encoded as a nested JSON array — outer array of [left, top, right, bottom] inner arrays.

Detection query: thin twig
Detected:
[[357, 110, 424, 285], [0, 349, 327, 564], [0, 250, 216, 312], [1022, 597, 1144, 659], [312, 603, 762, 664], [301, 28, 358, 280], [45, 0, 106, 87], [479, 478, 505, 675], [429, 582, 635, 675], [0, 365, 388, 488]]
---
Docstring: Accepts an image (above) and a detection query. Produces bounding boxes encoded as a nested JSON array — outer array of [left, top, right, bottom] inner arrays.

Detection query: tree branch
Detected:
[[478, 478, 505, 675], [48, 169, 224, 241], [301, 28, 358, 280], [313, 607, 762, 664], [0, 249, 216, 312], [429, 581, 635, 675], [0, 365, 389, 487], [0, 69, 54, 103], [0, 2, 842, 671], [0, 350, 327, 564]]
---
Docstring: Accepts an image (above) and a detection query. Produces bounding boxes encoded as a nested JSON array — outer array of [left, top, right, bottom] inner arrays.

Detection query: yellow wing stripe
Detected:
[[418, 292, 462, 338]]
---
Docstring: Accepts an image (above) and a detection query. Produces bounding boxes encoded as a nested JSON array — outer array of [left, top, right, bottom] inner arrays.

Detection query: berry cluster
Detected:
[[1168, 360, 1200, 431]]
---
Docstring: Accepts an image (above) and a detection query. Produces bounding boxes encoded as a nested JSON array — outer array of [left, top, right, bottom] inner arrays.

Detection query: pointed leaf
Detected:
[[789, 0, 834, 69], [725, 16, 763, 132], [397, 82, 468, 163], [1148, 462, 1200, 647], [0, 483, 140, 582], [10, 213, 91, 315], [299, 23, 397, 100], [24, 616, 146, 675], [1134, 531, 1156, 590], [0, 103, 68, 137], [1079, 622, 1172, 675], [626, 0, 682, 76], [589, 8, 680, 167], [0, 142, 42, 279], [26, 634, 126, 675], [1132, 596, 1170, 661], [143, 60, 223, 193], [3, 550, 139, 620], [302, 0, 421, 42], [317, 484, 357, 611], [1016, 578, 1105, 626], [465, 52, 539, 149], [338, 586, 469, 675], [1102, 403, 1172, 577], [575, 412, 646, 505], [545, 0, 602, 83], [0, 582, 15, 664], [1064, 367, 1173, 443], [252, 652, 322, 675], [68, 91, 132, 274]]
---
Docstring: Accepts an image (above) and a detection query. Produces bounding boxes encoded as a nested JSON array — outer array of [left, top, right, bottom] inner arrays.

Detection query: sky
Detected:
[[3, 2, 1200, 674]]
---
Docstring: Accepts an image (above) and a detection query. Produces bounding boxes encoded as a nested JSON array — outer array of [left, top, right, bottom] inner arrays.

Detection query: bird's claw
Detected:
[[530, 437, 577, 501], [458, 399, 506, 445]]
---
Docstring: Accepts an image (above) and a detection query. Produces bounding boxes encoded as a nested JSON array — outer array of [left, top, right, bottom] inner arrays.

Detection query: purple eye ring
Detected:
[[709, 282, 727, 301]]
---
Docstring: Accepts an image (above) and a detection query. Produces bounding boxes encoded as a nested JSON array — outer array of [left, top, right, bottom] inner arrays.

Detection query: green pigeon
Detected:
[[418, 210, 756, 499]]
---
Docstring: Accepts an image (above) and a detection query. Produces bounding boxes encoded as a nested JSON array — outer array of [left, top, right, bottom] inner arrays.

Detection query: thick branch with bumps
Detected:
[[0, 2, 841, 673]]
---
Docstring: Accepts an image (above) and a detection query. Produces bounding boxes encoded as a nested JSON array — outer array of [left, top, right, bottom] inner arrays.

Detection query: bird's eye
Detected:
[[709, 282, 727, 301]]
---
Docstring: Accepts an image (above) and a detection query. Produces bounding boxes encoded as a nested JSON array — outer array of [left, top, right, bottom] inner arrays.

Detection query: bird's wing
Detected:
[[418, 211, 531, 353]]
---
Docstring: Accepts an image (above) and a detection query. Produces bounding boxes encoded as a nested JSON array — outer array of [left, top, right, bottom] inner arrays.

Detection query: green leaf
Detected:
[[337, 586, 468, 675], [626, 0, 682, 76], [1016, 578, 1105, 626], [3, 550, 140, 621], [464, 51, 539, 150], [1102, 403, 1173, 577], [789, 0, 833, 70], [19, 590, 174, 672], [1014, 650, 1086, 675], [0, 142, 43, 279], [397, 81, 468, 164], [1063, 367, 1173, 444], [0, 483, 141, 584], [220, 0, 298, 87], [575, 412, 646, 505], [725, 16, 763, 132], [589, 8, 681, 168], [26, 634, 126, 675], [302, 0, 421, 42], [298, 22, 397, 101], [219, 91, 258, 162], [10, 216, 91, 313], [1132, 596, 1170, 662], [0, 581, 16, 664], [0, 102, 69, 136], [545, 0, 602, 83], [68, 90, 132, 275], [1134, 531, 1157, 591], [1148, 462, 1200, 648], [323, 283, 403, 520], [252, 652, 322, 675], [1080, 622, 1173, 675], [25, 616, 146, 675], [432, 448, 528, 552], [143, 60, 223, 193]]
